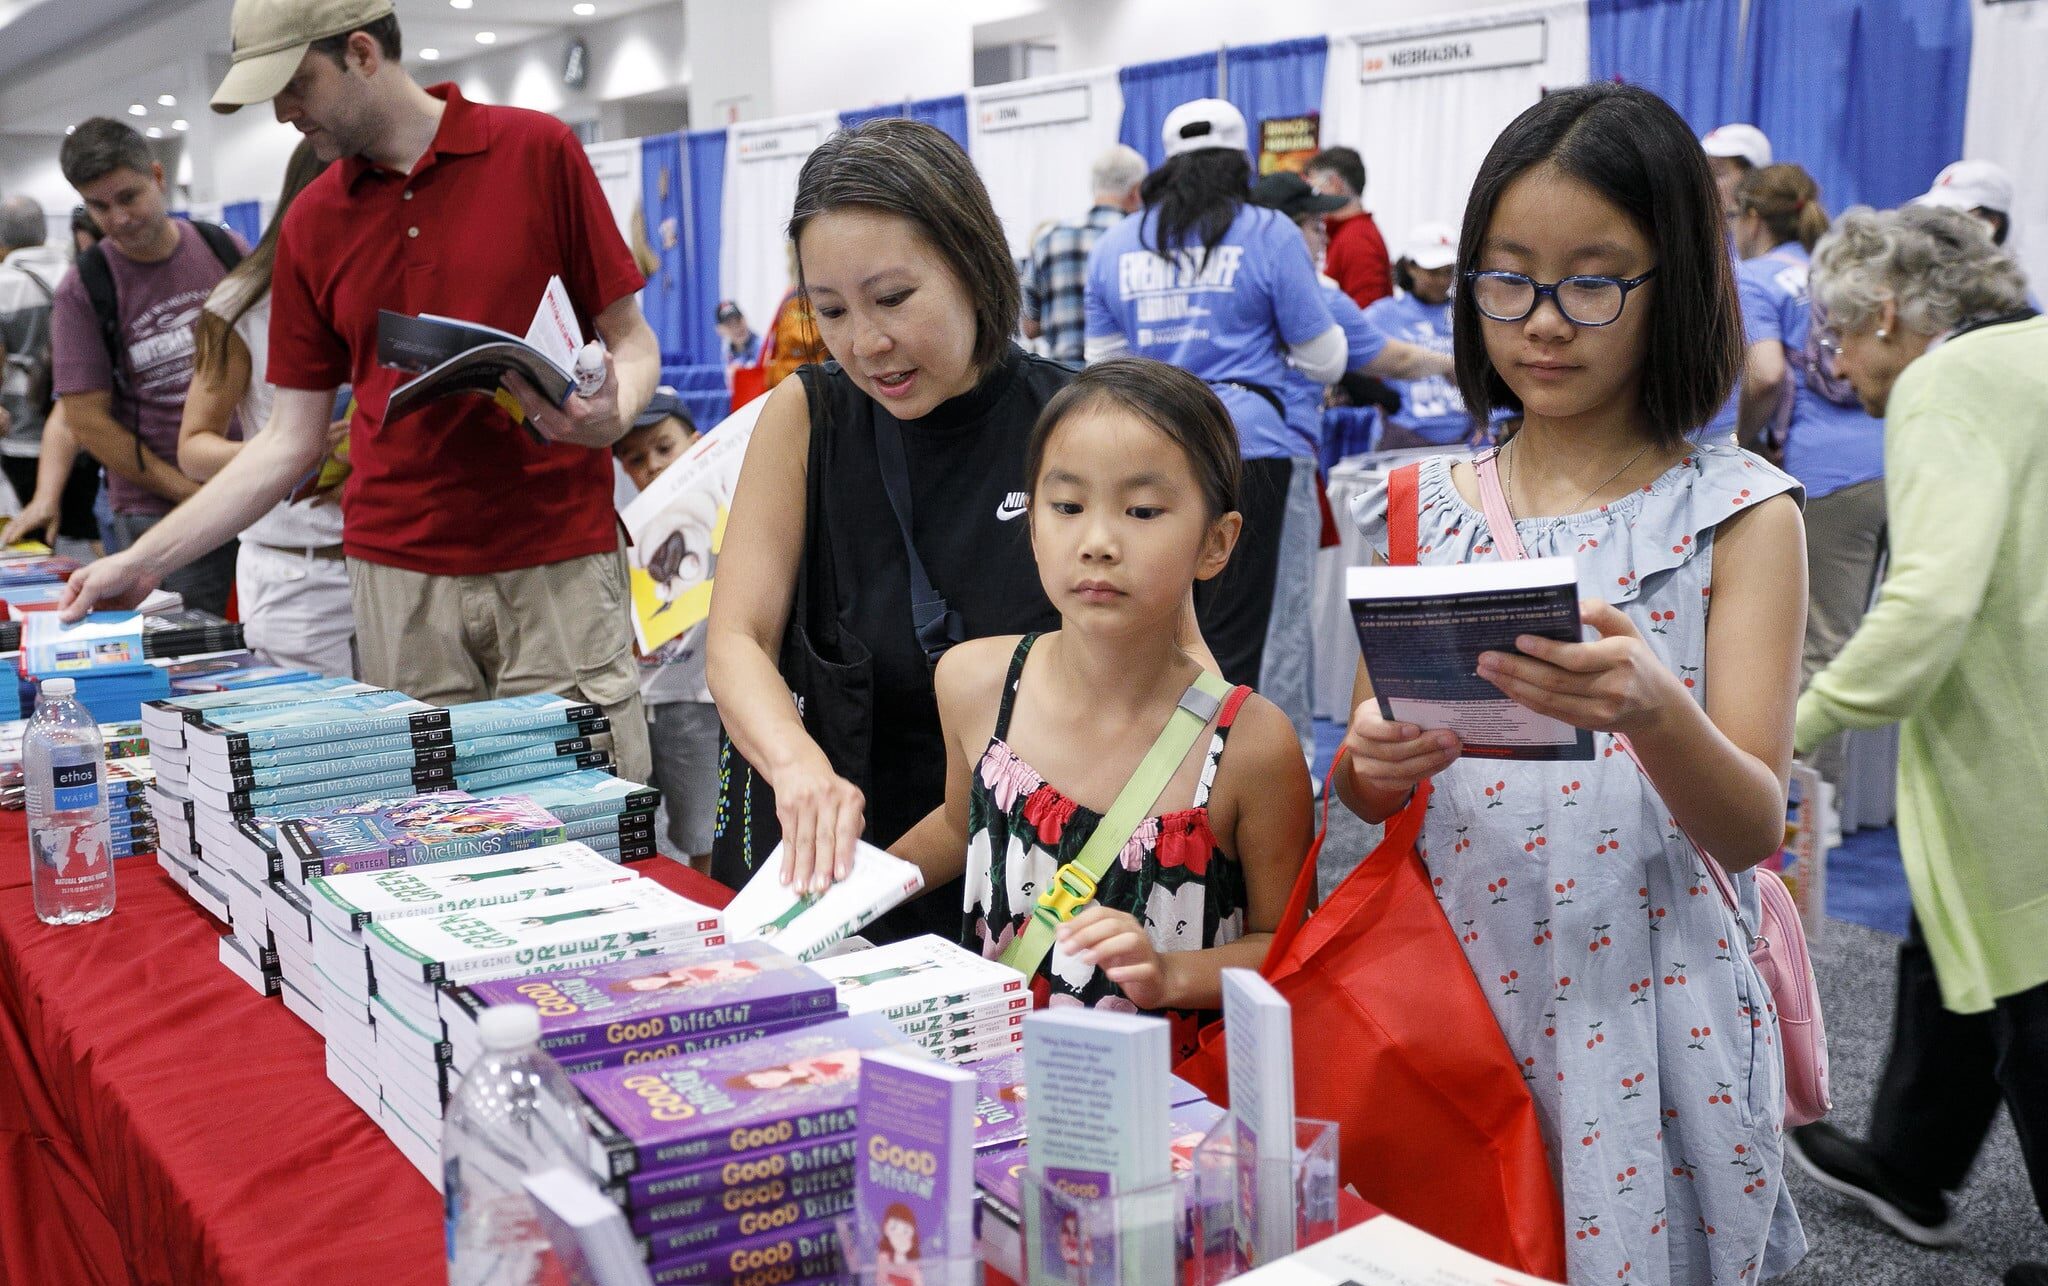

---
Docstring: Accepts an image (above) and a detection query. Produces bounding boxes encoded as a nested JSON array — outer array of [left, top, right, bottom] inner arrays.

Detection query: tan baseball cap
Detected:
[[210, 0, 394, 113]]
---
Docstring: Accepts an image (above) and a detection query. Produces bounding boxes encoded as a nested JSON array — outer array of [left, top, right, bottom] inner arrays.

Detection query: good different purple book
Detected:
[[641, 1187, 856, 1262], [626, 1158, 855, 1236], [854, 1049, 977, 1284], [280, 789, 566, 879], [968, 1049, 1029, 1151], [576, 1013, 906, 1179], [446, 939, 838, 1057], [552, 1009, 841, 1076], [608, 1135, 861, 1211], [643, 1218, 842, 1284]]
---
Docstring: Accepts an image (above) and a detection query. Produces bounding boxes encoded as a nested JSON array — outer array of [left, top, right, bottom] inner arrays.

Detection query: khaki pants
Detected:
[[1801, 477, 1887, 790], [348, 544, 652, 786]]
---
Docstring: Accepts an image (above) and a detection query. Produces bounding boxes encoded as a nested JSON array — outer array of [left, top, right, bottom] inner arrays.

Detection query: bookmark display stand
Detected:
[[1187, 1118, 1340, 1284], [831, 1217, 982, 1286]]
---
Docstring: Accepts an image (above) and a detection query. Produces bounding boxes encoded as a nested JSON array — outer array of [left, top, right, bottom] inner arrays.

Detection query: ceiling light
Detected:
[[128, 103, 147, 116], [157, 94, 176, 107], [474, 30, 495, 42], [172, 119, 189, 131], [66, 125, 75, 135], [448, 0, 471, 8], [146, 127, 163, 138], [420, 47, 440, 60], [572, 2, 595, 13]]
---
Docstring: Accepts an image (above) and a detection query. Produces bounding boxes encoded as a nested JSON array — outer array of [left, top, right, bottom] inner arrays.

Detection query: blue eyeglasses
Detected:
[[1463, 268, 1659, 327]]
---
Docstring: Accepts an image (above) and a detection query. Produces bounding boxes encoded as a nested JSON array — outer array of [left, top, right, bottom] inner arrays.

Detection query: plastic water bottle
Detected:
[[444, 1004, 589, 1286], [24, 678, 115, 926]]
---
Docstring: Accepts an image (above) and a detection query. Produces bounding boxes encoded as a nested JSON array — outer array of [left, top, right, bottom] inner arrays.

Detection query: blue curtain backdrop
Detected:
[[1741, 0, 1971, 212], [221, 200, 263, 246], [1588, 0, 1743, 137], [1224, 36, 1328, 167], [681, 128, 728, 369], [838, 95, 970, 150], [639, 132, 688, 367], [1118, 52, 1222, 170]]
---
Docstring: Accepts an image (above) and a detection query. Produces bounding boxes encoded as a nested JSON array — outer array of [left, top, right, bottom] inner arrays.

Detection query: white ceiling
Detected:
[[0, 0, 674, 134]]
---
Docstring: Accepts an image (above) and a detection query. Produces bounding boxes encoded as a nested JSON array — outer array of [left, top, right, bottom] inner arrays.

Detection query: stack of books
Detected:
[[106, 757, 156, 857], [138, 607, 246, 658], [0, 716, 149, 811], [323, 872, 726, 1184], [483, 767, 657, 861], [441, 939, 841, 1076], [161, 650, 320, 694], [17, 613, 172, 722], [813, 935, 1031, 1062], [573, 1011, 911, 1279]]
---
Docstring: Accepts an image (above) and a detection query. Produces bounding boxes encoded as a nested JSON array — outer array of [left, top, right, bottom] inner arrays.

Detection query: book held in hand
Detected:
[[723, 841, 925, 962], [377, 276, 596, 427], [620, 395, 763, 654], [1347, 557, 1594, 760]]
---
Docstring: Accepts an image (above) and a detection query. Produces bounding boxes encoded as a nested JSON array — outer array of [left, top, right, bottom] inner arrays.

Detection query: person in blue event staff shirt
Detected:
[[1364, 222, 1486, 449], [1730, 162, 1882, 794], [1698, 124, 1775, 445], [1246, 177, 1459, 457], [1083, 98, 1346, 751]]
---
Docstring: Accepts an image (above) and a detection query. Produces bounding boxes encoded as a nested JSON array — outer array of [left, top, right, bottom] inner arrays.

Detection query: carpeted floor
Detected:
[[1315, 794, 2047, 1285]]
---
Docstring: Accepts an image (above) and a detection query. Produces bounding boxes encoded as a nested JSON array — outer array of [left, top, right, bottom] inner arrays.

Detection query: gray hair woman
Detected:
[[1784, 204, 2048, 1286]]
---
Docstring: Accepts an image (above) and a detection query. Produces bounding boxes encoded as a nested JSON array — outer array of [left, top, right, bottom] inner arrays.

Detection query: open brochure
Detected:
[[1347, 557, 1593, 761], [377, 276, 592, 426], [618, 393, 764, 654]]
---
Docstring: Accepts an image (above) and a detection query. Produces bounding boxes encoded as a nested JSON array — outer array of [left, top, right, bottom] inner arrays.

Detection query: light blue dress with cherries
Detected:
[[1352, 442, 1808, 1285]]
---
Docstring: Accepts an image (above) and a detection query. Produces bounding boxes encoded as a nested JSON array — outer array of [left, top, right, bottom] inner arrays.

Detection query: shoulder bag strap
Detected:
[[1471, 447, 1527, 561], [999, 667, 1233, 979], [872, 412, 964, 670], [192, 220, 245, 272], [1386, 462, 1422, 565]]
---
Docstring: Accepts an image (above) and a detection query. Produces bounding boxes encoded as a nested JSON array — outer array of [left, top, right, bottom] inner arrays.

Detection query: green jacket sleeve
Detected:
[[1795, 385, 2010, 753]]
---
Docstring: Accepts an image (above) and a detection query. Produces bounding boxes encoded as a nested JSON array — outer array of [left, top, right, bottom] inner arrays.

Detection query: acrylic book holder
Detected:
[[1017, 1117, 1338, 1285]]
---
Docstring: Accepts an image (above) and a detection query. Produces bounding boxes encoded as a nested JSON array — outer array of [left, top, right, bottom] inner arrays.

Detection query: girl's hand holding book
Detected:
[[1475, 599, 1683, 735], [1341, 705, 1462, 817], [1058, 906, 1175, 1011]]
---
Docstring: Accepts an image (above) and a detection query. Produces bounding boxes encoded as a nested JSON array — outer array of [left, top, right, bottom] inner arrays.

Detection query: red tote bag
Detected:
[[1176, 462, 1567, 1281]]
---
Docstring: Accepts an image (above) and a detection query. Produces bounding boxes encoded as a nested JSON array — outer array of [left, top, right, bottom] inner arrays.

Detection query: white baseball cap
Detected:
[[1403, 222, 1459, 271], [1701, 124, 1773, 170], [1914, 160, 2015, 215], [1162, 99, 1248, 159]]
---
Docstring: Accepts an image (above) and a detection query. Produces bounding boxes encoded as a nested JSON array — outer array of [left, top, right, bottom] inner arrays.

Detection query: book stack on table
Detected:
[[813, 935, 1032, 1063], [310, 850, 726, 1186], [476, 768, 658, 861], [136, 681, 638, 1004], [16, 613, 172, 722], [572, 1011, 912, 1282]]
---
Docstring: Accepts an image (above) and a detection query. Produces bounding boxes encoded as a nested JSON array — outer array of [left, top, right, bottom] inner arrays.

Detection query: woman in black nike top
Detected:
[[707, 119, 1077, 941]]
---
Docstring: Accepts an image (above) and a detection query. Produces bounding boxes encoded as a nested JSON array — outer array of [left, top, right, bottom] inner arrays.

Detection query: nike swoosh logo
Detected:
[[995, 497, 1028, 522]]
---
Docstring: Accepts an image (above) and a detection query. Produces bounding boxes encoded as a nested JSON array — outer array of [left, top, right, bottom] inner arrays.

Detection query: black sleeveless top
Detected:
[[798, 346, 1069, 933]]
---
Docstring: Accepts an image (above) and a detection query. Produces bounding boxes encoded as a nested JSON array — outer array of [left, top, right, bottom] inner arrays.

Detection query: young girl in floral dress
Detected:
[[890, 358, 1312, 1063], [1339, 84, 1809, 1284]]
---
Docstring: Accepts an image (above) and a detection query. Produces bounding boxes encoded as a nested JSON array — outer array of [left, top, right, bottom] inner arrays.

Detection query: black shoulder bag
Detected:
[[709, 368, 879, 888]]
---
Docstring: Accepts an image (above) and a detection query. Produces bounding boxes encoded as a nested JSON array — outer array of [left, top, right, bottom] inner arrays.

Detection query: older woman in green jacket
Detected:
[[1779, 205, 2047, 1285]]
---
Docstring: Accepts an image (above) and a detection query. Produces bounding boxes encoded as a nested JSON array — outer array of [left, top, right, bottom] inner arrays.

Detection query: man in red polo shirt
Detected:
[[60, 0, 659, 783], [1303, 146, 1393, 310]]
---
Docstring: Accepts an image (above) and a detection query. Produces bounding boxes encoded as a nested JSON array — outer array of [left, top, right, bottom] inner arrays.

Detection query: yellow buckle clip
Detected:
[[1032, 862, 1099, 929]]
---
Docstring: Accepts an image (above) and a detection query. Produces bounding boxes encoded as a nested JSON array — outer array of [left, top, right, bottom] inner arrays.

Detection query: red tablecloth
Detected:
[[2, 820, 1375, 1285], [0, 818, 734, 1286]]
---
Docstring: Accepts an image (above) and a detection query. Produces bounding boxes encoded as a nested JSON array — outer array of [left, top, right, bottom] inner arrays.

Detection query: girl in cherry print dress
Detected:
[[1340, 84, 1808, 1284]]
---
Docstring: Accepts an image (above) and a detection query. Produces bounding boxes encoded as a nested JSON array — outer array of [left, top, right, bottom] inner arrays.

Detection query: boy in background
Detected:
[[613, 388, 716, 869]]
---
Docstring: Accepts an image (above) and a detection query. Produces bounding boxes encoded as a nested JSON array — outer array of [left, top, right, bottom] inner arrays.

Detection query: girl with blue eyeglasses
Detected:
[[1340, 83, 1809, 1284]]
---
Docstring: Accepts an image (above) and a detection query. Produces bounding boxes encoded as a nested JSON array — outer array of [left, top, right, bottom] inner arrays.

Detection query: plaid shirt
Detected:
[[1023, 204, 1127, 364]]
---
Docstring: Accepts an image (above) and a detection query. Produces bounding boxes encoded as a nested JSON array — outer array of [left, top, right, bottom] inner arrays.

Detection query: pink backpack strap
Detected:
[[1472, 448, 1528, 561]]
